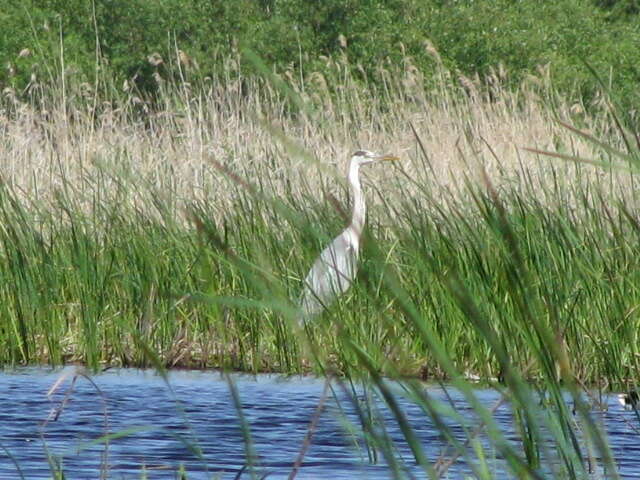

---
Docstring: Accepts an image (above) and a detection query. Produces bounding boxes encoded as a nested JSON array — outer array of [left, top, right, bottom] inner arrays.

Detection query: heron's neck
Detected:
[[348, 161, 365, 238]]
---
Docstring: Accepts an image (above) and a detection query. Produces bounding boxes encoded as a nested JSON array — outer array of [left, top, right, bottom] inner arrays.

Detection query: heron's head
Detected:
[[351, 150, 399, 166]]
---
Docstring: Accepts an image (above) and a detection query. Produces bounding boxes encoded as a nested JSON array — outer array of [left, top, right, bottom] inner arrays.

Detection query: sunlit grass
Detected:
[[0, 52, 638, 391], [3, 38, 640, 477]]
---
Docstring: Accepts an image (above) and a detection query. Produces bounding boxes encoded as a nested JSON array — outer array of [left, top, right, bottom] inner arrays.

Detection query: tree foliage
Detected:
[[1, 0, 638, 111]]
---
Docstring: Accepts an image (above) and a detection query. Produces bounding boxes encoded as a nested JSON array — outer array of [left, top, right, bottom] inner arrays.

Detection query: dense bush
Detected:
[[1, 0, 639, 111]]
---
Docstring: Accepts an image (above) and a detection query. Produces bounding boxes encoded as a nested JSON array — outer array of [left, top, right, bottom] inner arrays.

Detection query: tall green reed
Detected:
[[3, 46, 639, 477]]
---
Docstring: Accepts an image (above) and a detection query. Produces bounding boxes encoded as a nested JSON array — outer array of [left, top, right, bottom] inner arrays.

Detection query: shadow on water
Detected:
[[1, 367, 640, 479]]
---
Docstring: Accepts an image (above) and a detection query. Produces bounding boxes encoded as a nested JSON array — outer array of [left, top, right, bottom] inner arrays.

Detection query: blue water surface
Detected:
[[0, 367, 638, 479]]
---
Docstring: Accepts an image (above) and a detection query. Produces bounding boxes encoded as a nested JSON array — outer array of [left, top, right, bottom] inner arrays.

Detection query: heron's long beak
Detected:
[[378, 154, 400, 162]]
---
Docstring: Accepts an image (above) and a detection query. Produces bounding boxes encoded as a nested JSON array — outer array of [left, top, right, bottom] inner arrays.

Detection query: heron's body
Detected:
[[299, 225, 359, 318], [298, 150, 397, 323]]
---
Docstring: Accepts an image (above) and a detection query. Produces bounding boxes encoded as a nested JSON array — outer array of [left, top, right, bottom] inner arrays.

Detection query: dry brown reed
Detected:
[[0, 54, 630, 222]]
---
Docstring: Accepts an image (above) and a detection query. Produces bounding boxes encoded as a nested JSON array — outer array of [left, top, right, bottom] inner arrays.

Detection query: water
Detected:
[[0, 368, 639, 479]]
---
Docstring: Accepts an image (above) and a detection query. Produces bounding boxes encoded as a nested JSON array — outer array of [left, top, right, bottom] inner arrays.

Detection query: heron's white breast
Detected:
[[343, 227, 360, 255]]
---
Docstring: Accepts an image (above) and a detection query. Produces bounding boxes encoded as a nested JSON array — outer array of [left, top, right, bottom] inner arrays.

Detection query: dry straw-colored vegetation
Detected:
[[0, 55, 628, 217]]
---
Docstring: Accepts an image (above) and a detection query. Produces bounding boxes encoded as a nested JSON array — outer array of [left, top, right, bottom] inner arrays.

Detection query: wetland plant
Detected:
[[1, 50, 639, 478]]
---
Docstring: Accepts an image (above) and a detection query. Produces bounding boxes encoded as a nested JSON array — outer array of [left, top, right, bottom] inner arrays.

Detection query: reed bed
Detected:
[[0, 53, 637, 385], [3, 51, 640, 478]]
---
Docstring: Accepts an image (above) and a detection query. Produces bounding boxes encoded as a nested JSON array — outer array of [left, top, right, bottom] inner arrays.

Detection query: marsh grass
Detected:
[[1, 49, 640, 387], [4, 44, 639, 477]]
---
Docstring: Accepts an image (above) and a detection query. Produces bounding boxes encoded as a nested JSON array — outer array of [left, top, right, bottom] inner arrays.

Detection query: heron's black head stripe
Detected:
[[352, 150, 368, 157]]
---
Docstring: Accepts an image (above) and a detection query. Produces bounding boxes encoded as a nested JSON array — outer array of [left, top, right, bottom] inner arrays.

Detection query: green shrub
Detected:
[[0, 0, 638, 113]]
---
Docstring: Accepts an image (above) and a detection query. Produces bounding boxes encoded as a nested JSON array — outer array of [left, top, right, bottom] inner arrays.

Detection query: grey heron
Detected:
[[298, 150, 399, 323]]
